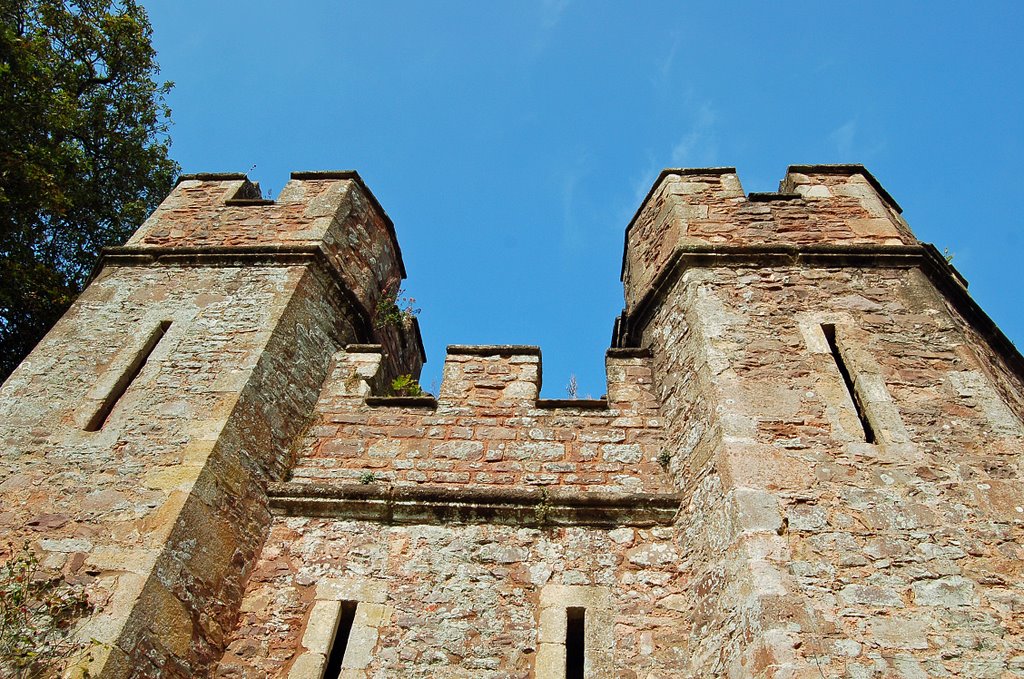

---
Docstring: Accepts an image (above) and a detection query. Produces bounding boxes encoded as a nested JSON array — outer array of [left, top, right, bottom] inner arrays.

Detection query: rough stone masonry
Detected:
[[0, 165, 1021, 678]]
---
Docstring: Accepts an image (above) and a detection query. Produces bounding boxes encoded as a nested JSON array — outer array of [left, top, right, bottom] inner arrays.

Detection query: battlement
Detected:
[[128, 171, 403, 269], [289, 344, 670, 497], [111, 169, 425, 381], [622, 164, 916, 310], [128, 171, 401, 293]]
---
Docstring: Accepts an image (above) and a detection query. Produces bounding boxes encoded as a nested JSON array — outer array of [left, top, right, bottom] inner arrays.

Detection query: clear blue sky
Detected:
[[144, 1, 1023, 397]]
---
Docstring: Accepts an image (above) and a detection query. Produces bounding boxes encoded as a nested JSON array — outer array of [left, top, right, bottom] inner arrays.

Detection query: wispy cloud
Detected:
[[829, 118, 886, 160], [559, 150, 590, 251], [630, 156, 663, 208], [830, 119, 857, 157], [540, 0, 570, 31], [671, 102, 718, 167], [624, 99, 720, 221], [523, 0, 571, 59], [650, 33, 681, 90]]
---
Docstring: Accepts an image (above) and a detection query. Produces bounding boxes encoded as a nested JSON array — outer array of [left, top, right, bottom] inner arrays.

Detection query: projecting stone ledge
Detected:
[[268, 482, 682, 527]]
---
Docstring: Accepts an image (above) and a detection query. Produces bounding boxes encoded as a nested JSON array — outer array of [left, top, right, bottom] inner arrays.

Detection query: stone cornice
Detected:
[[268, 482, 682, 527]]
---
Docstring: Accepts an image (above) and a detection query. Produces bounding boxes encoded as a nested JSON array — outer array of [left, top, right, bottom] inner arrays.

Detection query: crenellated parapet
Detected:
[[289, 344, 668, 495], [112, 170, 424, 380], [614, 165, 1024, 379], [621, 164, 918, 313]]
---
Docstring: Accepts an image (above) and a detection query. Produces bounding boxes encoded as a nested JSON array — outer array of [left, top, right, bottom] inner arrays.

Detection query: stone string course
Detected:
[[0, 165, 1021, 678]]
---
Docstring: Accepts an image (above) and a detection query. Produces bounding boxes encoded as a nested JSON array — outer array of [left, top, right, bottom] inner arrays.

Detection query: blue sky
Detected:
[[144, 1, 1023, 397]]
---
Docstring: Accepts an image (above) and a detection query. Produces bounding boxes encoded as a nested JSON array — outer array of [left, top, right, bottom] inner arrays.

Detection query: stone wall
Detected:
[[0, 172, 420, 677], [622, 165, 1024, 677], [217, 520, 689, 679], [3, 164, 1022, 679], [0, 261, 320, 674], [637, 264, 1024, 676], [290, 345, 670, 494]]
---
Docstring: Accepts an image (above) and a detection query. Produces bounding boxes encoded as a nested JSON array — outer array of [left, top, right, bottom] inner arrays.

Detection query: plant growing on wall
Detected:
[[374, 284, 420, 329], [390, 374, 425, 397], [0, 543, 94, 678]]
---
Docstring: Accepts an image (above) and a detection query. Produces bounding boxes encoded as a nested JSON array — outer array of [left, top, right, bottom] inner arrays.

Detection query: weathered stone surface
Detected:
[[0, 173, 420, 677], [2, 165, 1022, 679]]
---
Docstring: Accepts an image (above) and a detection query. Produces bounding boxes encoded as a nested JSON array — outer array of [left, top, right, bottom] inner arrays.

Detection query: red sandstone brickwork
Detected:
[[623, 166, 916, 310], [292, 347, 670, 494]]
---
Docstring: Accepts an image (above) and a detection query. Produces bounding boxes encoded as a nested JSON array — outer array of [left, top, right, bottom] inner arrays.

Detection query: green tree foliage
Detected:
[[0, 0, 178, 382]]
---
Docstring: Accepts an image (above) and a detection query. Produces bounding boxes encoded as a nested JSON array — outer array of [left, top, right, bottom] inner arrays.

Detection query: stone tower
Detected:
[[1, 165, 1021, 678]]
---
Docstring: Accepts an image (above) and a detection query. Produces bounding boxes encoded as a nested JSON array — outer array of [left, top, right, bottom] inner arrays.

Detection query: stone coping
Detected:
[[606, 347, 652, 358], [345, 343, 383, 353], [175, 171, 247, 185], [268, 482, 682, 527], [364, 396, 438, 408], [224, 198, 276, 206], [447, 344, 542, 357], [342, 344, 646, 361], [289, 170, 362, 180], [360, 395, 620, 411], [535, 398, 608, 410], [747, 192, 802, 202]]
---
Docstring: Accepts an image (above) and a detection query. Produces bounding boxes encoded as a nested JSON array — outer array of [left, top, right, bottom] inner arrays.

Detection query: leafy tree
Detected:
[[0, 0, 178, 382]]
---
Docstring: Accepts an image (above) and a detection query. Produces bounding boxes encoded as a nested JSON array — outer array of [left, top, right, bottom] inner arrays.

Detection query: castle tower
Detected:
[[0, 172, 422, 676], [2, 165, 1022, 678], [617, 165, 1024, 676]]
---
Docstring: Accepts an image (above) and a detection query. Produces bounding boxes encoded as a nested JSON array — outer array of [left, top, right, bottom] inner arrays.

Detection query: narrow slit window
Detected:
[[324, 600, 359, 677], [821, 323, 876, 443], [84, 320, 171, 431], [566, 606, 585, 679]]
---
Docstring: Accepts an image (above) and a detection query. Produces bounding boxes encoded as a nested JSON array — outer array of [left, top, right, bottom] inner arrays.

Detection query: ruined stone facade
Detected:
[[1, 165, 1022, 678]]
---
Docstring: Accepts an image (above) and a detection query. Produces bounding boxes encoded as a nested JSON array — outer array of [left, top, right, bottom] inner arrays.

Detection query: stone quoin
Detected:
[[1, 166, 1022, 677]]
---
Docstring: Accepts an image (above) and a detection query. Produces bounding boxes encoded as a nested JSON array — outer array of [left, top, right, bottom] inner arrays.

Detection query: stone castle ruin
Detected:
[[1, 165, 1022, 677]]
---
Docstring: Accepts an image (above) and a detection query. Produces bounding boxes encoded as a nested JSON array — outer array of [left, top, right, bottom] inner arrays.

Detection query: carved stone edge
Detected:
[[268, 482, 682, 527]]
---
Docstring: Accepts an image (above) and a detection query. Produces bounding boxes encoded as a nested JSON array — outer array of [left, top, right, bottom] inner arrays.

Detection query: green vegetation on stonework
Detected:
[[358, 471, 376, 484], [0, 0, 179, 383], [390, 373, 424, 397], [0, 542, 96, 678], [374, 283, 420, 330]]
